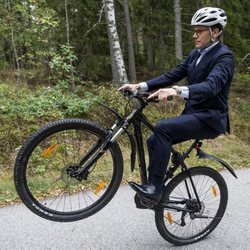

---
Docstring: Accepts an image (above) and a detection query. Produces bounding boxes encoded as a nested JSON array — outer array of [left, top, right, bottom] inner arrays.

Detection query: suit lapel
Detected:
[[189, 42, 222, 83], [189, 50, 200, 72], [197, 42, 222, 68]]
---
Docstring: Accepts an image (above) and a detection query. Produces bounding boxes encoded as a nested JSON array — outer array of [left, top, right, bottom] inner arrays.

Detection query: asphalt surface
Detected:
[[0, 168, 250, 250]]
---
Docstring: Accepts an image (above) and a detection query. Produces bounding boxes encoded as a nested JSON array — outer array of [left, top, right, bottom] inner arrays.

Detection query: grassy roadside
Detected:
[[0, 73, 249, 207]]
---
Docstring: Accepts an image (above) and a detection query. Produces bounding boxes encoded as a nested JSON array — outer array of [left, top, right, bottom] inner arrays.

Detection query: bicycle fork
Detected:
[[69, 122, 127, 180]]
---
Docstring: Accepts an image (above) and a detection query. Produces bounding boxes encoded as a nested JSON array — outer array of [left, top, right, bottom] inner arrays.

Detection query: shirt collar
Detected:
[[198, 41, 220, 54]]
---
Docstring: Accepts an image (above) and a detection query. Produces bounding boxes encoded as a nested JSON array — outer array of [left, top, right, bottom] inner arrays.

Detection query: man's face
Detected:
[[193, 25, 211, 49]]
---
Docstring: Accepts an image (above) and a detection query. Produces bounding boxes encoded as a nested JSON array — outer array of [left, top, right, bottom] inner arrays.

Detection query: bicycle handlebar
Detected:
[[121, 89, 173, 103], [123, 89, 160, 102]]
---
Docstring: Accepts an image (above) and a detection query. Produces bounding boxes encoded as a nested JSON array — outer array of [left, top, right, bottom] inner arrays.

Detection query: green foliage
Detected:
[[0, 0, 59, 70], [1, 0, 249, 81], [49, 44, 78, 83], [48, 44, 101, 94], [88, 84, 128, 126], [0, 83, 100, 119], [230, 73, 250, 143], [0, 82, 100, 169]]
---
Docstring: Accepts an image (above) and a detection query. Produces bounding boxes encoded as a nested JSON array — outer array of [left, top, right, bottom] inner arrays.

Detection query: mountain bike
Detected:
[[14, 89, 237, 245]]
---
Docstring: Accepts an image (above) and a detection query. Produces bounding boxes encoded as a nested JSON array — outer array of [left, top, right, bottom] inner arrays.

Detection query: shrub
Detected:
[[0, 83, 100, 167]]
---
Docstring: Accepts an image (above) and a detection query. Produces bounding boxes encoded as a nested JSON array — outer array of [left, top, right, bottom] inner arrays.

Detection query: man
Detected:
[[119, 7, 235, 202]]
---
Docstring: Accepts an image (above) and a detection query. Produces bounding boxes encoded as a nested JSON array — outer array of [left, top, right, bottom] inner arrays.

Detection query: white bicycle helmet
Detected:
[[191, 7, 227, 29]]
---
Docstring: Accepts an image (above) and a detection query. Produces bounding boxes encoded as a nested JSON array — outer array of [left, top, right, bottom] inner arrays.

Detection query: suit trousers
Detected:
[[147, 114, 221, 178]]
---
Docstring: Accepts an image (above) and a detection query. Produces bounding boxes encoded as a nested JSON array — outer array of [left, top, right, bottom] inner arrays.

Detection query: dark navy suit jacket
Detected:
[[146, 42, 235, 134]]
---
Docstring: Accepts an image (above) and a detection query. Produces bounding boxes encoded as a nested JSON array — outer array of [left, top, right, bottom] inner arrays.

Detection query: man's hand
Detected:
[[118, 84, 140, 92], [148, 88, 177, 101]]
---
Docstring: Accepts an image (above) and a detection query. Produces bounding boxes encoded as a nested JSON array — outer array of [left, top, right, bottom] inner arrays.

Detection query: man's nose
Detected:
[[193, 32, 198, 38]]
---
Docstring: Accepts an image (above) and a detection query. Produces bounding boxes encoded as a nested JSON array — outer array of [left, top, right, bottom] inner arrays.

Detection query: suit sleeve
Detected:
[[188, 52, 235, 100], [145, 51, 196, 91]]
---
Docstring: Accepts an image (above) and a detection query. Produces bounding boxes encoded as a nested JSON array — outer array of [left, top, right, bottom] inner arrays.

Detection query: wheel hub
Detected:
[[186, 198, 201, 213], [66, 165, 88, 180]]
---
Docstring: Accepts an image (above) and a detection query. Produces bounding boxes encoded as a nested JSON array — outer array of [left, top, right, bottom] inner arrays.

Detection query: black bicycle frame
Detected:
[[131, 112, 154, 184]]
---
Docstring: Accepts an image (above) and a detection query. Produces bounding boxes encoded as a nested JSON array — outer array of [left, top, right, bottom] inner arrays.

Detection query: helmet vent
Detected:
[[205, 18, 217, 23], [197, 16, 206, 22]]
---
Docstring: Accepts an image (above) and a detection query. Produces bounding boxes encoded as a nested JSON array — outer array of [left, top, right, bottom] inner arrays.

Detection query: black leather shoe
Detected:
[[128, 182, 162, 202]]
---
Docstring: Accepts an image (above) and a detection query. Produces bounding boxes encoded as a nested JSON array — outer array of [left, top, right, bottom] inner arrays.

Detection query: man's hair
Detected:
[[211, 23, 224, 32]]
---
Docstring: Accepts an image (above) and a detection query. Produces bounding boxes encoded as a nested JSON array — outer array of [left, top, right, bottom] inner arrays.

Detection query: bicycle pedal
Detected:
[[134, 194, 149, 209], [134, 194, 158, 209]]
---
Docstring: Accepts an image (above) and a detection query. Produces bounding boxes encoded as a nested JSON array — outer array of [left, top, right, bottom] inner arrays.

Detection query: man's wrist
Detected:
[[172, 86, 189, 98], [172, 86, 182, 96], [139, 82, 148, 91]]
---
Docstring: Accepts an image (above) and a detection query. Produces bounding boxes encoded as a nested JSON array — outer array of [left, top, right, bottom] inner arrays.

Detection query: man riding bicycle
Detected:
[[119, 7, 235, 201]]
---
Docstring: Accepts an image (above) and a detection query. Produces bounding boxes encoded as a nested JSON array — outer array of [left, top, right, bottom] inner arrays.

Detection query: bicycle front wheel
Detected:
[[155, 166, 228, 245], [14, 119, 123, 222]]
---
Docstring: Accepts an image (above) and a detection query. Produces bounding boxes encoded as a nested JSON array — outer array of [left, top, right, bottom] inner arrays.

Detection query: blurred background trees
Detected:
[[0, 0, 249, 85]]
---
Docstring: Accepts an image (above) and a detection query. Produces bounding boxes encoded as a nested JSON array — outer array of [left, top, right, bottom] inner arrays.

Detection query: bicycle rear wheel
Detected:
[[14, 119, 123, 222], [155, 166, 228, 245]]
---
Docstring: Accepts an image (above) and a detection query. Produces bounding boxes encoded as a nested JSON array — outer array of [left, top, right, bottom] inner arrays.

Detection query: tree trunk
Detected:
[[109, 45, 119, 83], [103, 0, 128, 85], [146, 1, 155, 70], [6, 0, 20, 82], [147, 1, 155, 70], [10, 28, 20, 71], [64, 0, 76, 90], [158, 28, 165, 71], [148, 36, 155, 70], [196, 0, 202, 9], [123, 0, 137, 83], [174, 0, 183, 61], [65, 0, 70, 44]]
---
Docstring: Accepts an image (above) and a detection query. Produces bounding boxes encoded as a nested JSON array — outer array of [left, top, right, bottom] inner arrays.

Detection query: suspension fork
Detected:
[[75, 123, 126, 179]]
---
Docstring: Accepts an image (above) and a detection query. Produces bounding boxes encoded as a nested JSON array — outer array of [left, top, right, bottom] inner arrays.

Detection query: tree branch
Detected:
[[84, 3, 105, 36]]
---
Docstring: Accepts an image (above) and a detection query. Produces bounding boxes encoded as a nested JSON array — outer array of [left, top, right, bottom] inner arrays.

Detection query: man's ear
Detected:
[[212, 27, 221, 40]]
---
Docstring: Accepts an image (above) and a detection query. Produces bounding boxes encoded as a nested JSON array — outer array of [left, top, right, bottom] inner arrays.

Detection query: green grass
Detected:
[[0, 175, 19, 206]]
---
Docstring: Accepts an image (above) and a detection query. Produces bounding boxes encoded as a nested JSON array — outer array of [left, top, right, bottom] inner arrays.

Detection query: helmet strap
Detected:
[[209, 27, 223, 42], [218, 30, 223, 36], [209, 27, 215, 42]]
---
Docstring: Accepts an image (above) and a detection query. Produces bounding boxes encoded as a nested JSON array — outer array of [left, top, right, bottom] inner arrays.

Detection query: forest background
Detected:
[[0, 0, 249, 205]]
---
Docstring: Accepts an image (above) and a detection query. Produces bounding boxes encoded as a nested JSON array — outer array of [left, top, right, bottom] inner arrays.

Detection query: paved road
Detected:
[[1, 168, 250, 250]]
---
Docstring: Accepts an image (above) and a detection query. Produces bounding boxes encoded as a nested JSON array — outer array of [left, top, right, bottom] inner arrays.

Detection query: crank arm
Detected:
[[191, 214, 222, 220]]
